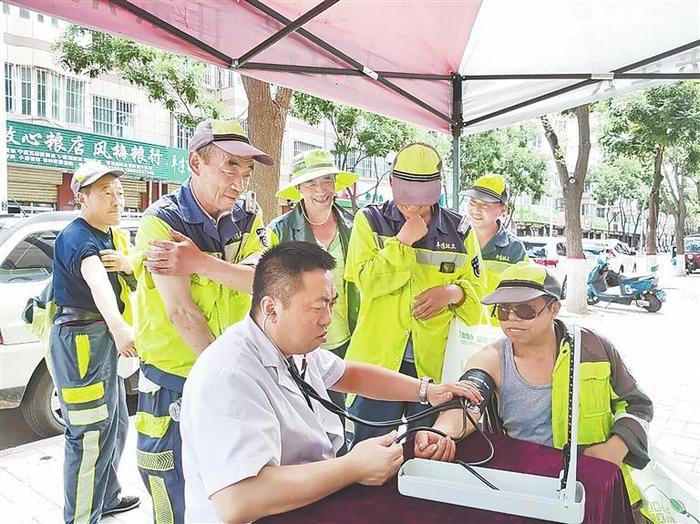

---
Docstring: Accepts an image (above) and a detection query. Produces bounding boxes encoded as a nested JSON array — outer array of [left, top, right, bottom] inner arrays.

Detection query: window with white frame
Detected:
[[353, 156, 376, 179], [36, 69, 47, 117], [92, 95, 114, 135], [115, 100, 135, 138], [65, 77, 85, 124], [219, 68, 236, 89], [51, 71, 62, 120], [596, 207, 606, 219], [4, 63, 14, 113], [203, 64, 217, 88], [294, 141, 319, 157], [20, 65, 32, 115], [19, 8, 29, 18], [3, 3, 10, 14], [175, 120, 193, 150], [340, 152, 381, 179], [92, 96, 135, 138]]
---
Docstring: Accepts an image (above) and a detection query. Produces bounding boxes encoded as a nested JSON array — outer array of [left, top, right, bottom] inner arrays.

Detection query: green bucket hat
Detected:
[[481, 263, 562, 305], [465, 173, 509, 204], [277, 149, 358, 202]]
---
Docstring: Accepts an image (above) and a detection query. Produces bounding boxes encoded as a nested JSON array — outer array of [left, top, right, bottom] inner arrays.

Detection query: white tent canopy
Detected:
[[459, 0, 700, 134]]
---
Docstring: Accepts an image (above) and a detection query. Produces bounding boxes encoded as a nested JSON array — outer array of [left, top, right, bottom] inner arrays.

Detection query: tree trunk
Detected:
[[541, 106, 591, 314], [242, 77, 292, 222], [662, 162, 688, 276], [645, 145, 665, 257], [633, 204, 644, 250], [619, 201, 627, 241]]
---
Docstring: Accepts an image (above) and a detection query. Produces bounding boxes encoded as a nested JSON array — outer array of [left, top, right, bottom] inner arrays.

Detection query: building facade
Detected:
[[1, 4, 336, 214]]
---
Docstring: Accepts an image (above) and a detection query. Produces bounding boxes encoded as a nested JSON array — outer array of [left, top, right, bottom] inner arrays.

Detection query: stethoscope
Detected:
[[261, 313, 481, 446], [260, 312, 499, 489]]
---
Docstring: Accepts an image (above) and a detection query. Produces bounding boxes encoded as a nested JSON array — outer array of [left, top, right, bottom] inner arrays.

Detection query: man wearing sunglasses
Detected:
[[415, 263, 653, 520]]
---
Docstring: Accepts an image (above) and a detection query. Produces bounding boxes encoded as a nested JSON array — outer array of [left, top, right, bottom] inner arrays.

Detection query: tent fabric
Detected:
[[459, 0, 700, 133], [8, 0, 699, 134]]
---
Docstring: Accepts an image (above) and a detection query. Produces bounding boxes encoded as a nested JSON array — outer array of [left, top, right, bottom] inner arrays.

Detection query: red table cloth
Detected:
[[260, 432, 634, 523]]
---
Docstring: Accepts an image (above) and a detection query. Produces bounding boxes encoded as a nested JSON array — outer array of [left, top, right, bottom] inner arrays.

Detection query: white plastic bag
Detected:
[[441, 319, 501, 382], [631, 445, 700, 523]]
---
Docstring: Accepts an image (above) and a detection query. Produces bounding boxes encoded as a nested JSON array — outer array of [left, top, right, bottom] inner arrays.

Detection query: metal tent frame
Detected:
[[111, 0, 700, 210]]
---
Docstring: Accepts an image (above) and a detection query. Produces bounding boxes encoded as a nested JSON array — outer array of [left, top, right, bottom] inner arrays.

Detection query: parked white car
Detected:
[[0, 211, 139, 437], [519, 236, 569, 298], [582, 239, 639, 275]]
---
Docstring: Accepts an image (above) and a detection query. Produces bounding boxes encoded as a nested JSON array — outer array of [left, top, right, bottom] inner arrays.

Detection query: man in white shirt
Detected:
[[181, 241, 480, 523]]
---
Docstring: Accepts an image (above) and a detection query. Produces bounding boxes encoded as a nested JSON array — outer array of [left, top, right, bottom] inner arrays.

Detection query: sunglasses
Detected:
[[492, 298, 555, 322]]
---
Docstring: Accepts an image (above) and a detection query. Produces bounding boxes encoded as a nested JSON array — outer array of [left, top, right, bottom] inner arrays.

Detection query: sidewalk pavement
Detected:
[[0, 417, 152, 523]]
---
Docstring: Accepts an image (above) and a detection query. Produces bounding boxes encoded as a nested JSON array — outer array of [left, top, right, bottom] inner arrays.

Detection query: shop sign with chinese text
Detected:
[[6, 120, 190, 181]]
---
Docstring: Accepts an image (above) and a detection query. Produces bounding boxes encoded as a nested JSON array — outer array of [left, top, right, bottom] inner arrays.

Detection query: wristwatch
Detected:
[[418, 377, 434, 405]]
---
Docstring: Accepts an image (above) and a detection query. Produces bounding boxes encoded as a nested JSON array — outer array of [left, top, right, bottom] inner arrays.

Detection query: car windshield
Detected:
[[523, 242, 547, 258], [685, 240, 700, 253]]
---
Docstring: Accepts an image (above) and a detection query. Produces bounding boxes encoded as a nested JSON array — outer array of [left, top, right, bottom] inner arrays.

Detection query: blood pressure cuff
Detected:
[[459, 368, 496, 413]]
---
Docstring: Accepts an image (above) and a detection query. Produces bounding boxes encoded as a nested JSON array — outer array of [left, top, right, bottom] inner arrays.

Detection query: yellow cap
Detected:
[[391, 143, 443, 205], [466, 173, 509, 204]]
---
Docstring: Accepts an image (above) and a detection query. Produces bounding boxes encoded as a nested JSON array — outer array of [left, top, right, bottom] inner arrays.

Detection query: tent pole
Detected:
[[245, 0, 452, 125], [464, 38, 700, 129], [236, 0, 340, 67], [450, 74, 463, 212], [451, 129, 460, 212]]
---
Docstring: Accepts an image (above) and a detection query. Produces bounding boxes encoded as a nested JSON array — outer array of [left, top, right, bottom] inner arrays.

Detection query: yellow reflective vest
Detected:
[[133, 182, 266, 390], [483, 321, 653, 506], [344, 202, 487, 382]]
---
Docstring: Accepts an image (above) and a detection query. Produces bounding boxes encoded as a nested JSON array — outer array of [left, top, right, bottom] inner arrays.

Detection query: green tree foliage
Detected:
[[290, 93, 415, 208], [54, 26, 224, 129], [590, 157, 646, 236], [460, 124, 548, 208], [600, 82, 700, 254], [290, 92, 414, 171]]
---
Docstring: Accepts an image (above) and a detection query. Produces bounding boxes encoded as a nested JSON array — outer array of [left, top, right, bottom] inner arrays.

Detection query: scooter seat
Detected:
[[620, 273, 653, 284]]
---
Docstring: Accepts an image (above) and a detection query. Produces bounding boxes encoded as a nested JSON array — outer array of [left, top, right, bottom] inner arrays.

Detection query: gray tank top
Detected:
[[497, 338, 554, 447]]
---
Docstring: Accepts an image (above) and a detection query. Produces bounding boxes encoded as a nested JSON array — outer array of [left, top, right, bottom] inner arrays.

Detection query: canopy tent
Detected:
[[9, 0, 700, 207]]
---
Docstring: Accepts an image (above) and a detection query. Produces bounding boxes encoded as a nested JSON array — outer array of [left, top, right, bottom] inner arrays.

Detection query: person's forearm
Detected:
[[82, 258, 130, 335], [166, 304, 214, 355], [333, 362, 420, 401], [199, 256, 254, 294], [214, 456, 357, 523], [90, 277, 130, 335], [432, 409, 477, 440]]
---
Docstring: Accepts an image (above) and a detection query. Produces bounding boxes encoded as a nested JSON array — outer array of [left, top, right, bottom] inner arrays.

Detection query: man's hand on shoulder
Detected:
[[99, 249, 133, 274], [146, 230, 205, 276]]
